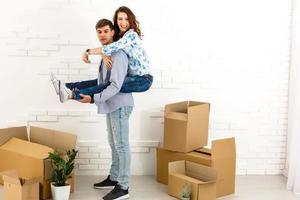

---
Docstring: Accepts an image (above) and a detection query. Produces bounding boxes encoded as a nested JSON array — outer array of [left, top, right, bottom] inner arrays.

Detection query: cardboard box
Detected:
[[168, 160, 217, 200], [164, 101, 210, 152], [157, 137, 236, 197], [0, 126, 77, 199], [1, 170, 40, 200]]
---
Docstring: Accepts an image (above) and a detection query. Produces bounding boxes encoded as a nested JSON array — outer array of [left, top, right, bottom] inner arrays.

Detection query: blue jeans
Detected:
[[106, 106, 133, 190], [66, 74, 153, 100]]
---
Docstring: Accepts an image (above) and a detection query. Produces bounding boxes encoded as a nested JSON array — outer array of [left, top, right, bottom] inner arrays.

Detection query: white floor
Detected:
[[0, 175, 299, 200]]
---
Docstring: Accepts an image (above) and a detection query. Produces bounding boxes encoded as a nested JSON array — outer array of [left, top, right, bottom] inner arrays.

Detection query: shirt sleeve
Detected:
[[102, 30, 138, 56], [93, 51, 129, 104]]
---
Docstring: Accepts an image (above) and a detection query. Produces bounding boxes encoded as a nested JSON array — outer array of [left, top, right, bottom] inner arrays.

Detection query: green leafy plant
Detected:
[[181, 182, 191, 199], [48, 149, 78, 186]]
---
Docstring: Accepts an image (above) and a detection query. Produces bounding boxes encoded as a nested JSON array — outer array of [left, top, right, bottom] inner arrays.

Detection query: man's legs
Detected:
[[93, 115, 119, 189], [107, 106, 132, 189], [106, 113, 120, 183]]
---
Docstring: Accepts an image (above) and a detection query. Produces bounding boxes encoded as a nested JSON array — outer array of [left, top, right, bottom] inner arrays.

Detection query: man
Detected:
[[75, 19, 134, 200]]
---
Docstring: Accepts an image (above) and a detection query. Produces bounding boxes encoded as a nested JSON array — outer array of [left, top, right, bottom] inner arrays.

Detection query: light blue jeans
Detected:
[[106, 106, 133, 190]]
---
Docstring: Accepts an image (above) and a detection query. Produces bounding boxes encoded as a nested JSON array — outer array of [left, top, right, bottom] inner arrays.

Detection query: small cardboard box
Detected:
[[0, 126, 77, 200], [168, 160, 217, 200], [1, 170, 39, 200], [157, 137, 236, 197], [164, 101, 210, 153]]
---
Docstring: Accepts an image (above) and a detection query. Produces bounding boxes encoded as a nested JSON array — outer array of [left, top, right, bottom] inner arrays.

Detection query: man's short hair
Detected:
[[95, 19, 114, 30]]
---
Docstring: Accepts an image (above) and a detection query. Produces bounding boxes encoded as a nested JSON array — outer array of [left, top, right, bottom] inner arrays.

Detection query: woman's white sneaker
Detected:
[[50, 72, 59, 95], [59, 80, 72, 103]]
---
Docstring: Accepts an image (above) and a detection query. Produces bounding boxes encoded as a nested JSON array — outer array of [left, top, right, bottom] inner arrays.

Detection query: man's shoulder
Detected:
[[112, 49, 127, 58]]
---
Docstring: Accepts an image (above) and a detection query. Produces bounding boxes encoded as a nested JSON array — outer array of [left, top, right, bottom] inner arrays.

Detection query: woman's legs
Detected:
[[65, 79, 98, 90], [72, 82, 111, 100], [120, 74, 153, 93], [66, 74, 154, 100]]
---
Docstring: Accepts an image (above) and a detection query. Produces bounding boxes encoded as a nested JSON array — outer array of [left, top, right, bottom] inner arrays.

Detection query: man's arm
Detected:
[[93, 51, 128, 104]]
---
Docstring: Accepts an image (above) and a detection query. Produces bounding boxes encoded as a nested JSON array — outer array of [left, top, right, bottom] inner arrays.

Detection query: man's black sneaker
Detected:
[[103, 184, 129, 200], [94, 175, 118, 189]]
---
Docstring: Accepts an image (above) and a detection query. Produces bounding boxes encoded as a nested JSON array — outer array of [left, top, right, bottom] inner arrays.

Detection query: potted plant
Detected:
[[48, 149, 78, 200], [181, 182, 191, 200]]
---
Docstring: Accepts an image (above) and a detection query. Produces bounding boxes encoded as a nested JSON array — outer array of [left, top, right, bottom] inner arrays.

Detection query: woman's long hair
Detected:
[[113, 6, 142, 41]]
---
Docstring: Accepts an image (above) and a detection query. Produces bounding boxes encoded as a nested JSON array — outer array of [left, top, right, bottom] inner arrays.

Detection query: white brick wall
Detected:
[[74, 140, 158, 175], [0, 0, 292, 175]]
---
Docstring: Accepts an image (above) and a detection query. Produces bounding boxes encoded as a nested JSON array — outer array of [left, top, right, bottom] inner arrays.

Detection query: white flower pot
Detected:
[[51, 183, 71, 200], [182, 198, 190, 200]]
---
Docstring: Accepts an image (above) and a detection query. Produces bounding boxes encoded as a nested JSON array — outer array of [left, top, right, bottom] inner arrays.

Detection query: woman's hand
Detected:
[[102, 55, 112, 69]]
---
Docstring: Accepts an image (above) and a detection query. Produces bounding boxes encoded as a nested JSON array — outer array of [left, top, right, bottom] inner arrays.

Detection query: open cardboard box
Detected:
[[168, 160, 217, 200], [164, 101, 210, 153], [1, 170, 40, 200], [0, 126, 77, 200], [157, 137, 236, 197]]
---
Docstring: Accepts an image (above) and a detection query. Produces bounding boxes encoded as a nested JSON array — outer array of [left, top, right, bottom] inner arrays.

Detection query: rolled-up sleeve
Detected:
[[94, 51, 128, 104]]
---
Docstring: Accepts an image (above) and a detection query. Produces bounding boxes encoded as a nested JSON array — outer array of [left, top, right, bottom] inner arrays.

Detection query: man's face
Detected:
[[96, 25, 114, 45]]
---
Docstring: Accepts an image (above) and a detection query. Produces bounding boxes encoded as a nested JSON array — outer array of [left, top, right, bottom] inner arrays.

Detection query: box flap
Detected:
[[168, 160, 185, 174], [185, 161, 217, 183], [195, 148, 211, 155], [187, 102, 210, 118], [0, 137, 53, 159], [188, 151, 212, 163], [211, 137, 236, 196], [23, 177, 41, 186], [212, 137, 236, 160], [169, 172, 202, 184], [188, 101, 210, 107], [0, 170, 19, 184], [2, 175, 21, 186], [165, 112, 187, 121], [165, 101, 188, 115], [0, 170, 18, 178], [44, 159, 52, 180], [186, 102, 209, 149], [0, 127, 28, 146], [30, 126, 77, 154]]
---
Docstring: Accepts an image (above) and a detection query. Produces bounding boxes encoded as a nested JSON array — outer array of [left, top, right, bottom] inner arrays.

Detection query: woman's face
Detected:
[[117, 12, 130, 34]]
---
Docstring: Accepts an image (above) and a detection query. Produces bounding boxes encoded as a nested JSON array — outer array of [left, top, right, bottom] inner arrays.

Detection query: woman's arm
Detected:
[[82, 47, 112, 67], [87, 47, 102, 55], [102, 30, 138, 56]]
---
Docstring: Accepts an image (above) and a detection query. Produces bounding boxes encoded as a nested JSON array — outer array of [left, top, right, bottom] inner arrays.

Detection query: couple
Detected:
[[51, 6, 152, 200]]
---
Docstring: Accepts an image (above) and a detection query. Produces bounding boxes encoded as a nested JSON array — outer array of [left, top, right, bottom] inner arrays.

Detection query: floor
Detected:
[[0, 175, 299, 200]]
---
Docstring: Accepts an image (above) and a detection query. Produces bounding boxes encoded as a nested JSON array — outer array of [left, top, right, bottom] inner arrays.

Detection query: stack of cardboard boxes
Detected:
[[0, 126, 77, 200], [157, 101, 236, 200]]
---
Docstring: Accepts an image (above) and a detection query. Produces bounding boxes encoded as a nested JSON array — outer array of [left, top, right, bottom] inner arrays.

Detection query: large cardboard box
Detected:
[[164, 101, 210, 153], [168, 160, 217, 200], [0, 126, 77, 200], [1, 170, 39, 200], [157, 137, 236, 197]]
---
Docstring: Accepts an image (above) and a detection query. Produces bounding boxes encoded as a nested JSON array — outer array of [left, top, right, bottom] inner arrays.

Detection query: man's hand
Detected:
[[82, 51, 91, 63], [78, 94, 92, 103]]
